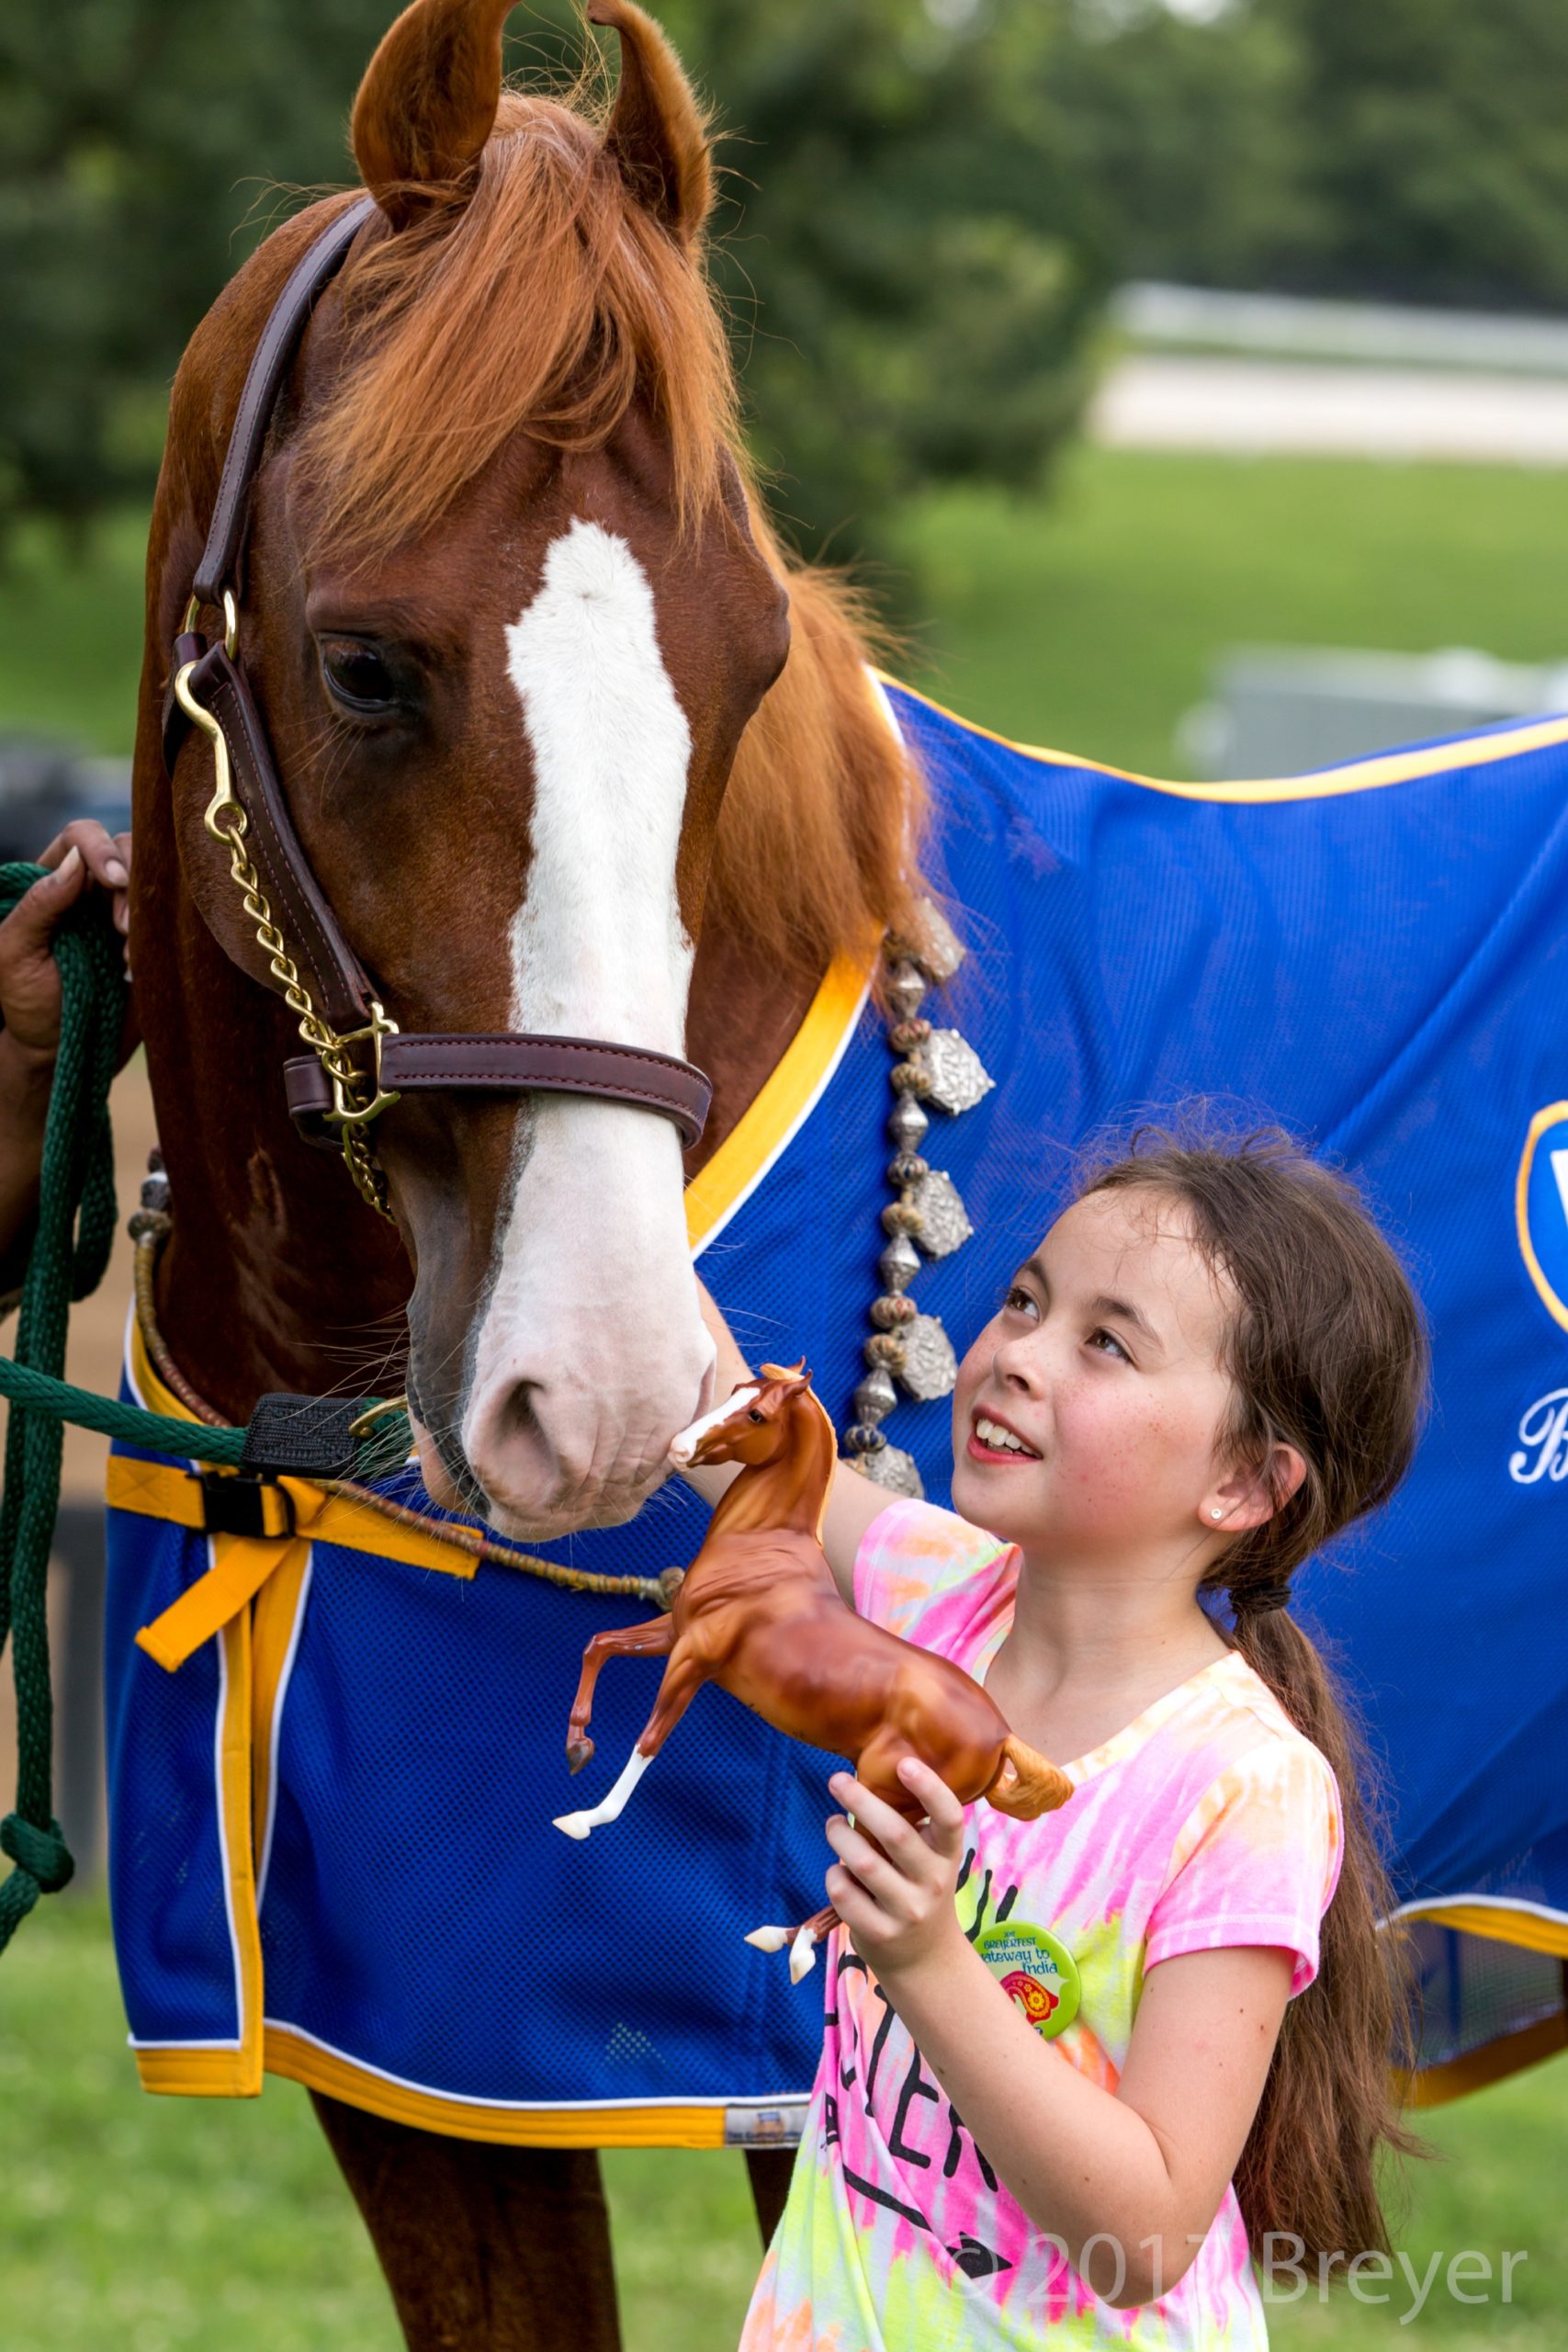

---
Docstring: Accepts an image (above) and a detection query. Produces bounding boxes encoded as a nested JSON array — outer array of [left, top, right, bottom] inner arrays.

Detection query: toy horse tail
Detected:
[[985, 1736, 1075, 1820]]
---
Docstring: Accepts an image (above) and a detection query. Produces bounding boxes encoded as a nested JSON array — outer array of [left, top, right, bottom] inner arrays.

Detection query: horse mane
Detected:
[[291, 76, 928, 979]]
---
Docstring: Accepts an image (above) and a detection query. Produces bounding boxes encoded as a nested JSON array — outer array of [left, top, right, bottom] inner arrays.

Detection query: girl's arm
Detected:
[[682, 1278, 889, 1603], [827, 1758, 1293, 2309]]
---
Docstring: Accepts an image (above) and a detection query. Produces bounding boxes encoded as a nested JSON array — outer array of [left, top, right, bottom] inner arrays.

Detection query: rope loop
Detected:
[[0, 1812, 74, 1893], [0, 859, 125, 1957]]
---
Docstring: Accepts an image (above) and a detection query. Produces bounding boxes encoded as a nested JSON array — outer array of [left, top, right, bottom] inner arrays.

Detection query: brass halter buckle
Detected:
[[321, 1003, 401, 1133], [173, 640, 401, 1220]]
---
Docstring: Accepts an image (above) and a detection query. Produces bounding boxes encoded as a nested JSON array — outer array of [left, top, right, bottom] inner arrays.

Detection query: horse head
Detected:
[[667, 1363, 816, 1474], [137, 0, 792, 1539]]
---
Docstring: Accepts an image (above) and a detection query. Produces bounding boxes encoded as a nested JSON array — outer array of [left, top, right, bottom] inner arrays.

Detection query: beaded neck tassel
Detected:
[[842, 901, 994, 1498]]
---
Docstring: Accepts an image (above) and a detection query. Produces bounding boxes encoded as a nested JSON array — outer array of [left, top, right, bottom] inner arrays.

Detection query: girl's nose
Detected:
[[991, 1329, 1047, 1393]]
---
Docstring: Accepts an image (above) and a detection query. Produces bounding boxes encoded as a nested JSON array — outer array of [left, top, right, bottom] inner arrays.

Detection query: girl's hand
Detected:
[[825, 1758, 967, 1982], [0, 822, 132, 1065]]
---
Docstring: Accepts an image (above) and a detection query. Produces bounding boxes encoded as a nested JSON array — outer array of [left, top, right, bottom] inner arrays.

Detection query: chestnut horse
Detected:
[[553, 1368, 1073, 1980], [131, 0, 923, 2339]]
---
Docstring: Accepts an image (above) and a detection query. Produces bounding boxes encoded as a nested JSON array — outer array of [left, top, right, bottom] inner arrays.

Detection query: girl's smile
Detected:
[[967, 1407, 1042, 1464]]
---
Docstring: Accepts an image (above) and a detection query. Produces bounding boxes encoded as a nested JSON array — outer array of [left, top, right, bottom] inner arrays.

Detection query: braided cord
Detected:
[[0, 863, 125, 1949]]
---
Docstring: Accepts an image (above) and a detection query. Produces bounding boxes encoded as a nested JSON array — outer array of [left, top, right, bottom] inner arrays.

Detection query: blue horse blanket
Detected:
[[106, 682, 1568, 2137]]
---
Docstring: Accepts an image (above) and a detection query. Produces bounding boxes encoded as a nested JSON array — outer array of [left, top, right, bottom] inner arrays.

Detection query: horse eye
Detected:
[[320, 639, 398, 712], [748, 1408, 765, 1424]]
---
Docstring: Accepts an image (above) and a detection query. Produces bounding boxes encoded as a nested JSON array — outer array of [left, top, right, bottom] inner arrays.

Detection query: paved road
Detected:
[[1092, 355, 1568, 465]]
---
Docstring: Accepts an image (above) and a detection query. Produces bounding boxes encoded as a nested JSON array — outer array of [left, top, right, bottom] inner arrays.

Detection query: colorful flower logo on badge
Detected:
[[974, 1920, 1081, 2041], [1517, 1103, 1568, 1334]]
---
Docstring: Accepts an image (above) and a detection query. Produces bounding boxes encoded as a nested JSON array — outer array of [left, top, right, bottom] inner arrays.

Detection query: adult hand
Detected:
[[0, 820, 131, 1065], [824, 1757, 967, 1982]]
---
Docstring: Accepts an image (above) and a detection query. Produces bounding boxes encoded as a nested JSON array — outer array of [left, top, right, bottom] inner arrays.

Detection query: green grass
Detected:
[[895, 449, 1568, 775], [1, 1898, 1562, 2350], [0, 1899, 766, 2352], [0, 514, 147, 756]]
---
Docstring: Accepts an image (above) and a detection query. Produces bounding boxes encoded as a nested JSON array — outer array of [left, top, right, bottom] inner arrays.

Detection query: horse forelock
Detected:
[[294, 84, 736, 567]]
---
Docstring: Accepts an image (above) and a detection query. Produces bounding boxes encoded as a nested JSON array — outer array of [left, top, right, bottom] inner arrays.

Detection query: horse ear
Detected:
[[353, 0, 516, 232], [587, 0, 713, 243]]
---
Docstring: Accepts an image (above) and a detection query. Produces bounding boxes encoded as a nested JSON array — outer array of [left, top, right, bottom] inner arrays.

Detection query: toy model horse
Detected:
[[553, 1367, 1073, 1978]]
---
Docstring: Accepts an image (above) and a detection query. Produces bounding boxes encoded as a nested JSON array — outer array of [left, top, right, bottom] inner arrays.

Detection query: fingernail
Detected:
[[55, 847, 81, 881], [115, 902, 130, 933], [105, 859, 129, 887]]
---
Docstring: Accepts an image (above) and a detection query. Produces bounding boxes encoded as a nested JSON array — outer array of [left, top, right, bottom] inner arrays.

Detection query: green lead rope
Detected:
[[0, 865, 412, 1957], [0, 860, 126, 1951]]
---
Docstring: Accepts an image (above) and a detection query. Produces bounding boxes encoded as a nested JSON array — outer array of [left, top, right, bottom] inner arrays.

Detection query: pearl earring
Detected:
[[1211, 1508, 1224, 1521]]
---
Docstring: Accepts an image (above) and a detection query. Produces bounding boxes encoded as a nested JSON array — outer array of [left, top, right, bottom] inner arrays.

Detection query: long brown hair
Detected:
[[1084, 1125, 1428, 2263]]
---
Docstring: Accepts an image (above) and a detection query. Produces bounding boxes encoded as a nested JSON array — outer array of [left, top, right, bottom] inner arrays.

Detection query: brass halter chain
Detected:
[[173, 607, 400, 1219]]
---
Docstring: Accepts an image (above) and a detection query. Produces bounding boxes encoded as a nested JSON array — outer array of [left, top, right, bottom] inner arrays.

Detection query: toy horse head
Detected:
[[667, 1363, 815, 1472]]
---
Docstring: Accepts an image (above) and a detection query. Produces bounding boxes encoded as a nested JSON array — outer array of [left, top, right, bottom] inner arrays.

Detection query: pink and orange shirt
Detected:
[[740, 1499, 1343, 2352]]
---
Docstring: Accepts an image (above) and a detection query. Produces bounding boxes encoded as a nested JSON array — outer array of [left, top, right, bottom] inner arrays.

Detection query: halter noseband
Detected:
[[164, 196, 712, 1217]]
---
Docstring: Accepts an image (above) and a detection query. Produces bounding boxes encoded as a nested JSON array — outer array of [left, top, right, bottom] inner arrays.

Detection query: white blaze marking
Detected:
[[553, 1747, 653, 1839], [503, 517, 694, 1051], [668, 1384, 761, 1468], [462, 519, 711, 1510]]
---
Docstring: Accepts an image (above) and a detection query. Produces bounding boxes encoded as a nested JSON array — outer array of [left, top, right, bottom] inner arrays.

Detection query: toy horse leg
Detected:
[[310, 2092, 623, 2352], [745, 1903, 840, 1984], [564, 1615, 675, 1772], [553, 1647, 706, 1840]]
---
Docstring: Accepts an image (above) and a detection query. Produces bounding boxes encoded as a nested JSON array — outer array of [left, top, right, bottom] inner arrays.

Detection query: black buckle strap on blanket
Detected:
[[196, 1472, 295, 1540]]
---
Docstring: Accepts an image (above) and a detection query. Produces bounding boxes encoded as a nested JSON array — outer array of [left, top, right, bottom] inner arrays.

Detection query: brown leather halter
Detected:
[[164, 196, 712, 1217]]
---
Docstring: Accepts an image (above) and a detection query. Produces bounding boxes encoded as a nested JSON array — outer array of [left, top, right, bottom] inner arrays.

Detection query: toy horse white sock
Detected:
[[553, 1747, 652, 1840]]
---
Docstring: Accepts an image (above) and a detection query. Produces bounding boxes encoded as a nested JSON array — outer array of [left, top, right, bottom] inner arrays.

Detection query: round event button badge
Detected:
[[975, 1919, 1081, 2040]]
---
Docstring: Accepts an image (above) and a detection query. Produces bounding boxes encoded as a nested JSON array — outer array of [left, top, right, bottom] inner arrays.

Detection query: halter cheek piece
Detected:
[[163, 196, 712, 1218]]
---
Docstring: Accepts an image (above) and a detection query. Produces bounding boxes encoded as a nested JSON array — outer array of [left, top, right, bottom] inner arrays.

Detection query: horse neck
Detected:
[[708, 1392, 840, 1545], [683, 554, 924, 1166]]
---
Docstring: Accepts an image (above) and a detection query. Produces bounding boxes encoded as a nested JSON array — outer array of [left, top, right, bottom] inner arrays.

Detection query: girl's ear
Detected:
[[1201, 1444, 1307, 1535]]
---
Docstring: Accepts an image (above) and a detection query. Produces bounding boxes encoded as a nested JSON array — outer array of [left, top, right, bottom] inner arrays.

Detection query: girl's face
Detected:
[[950, 1186, 1243, 1559]]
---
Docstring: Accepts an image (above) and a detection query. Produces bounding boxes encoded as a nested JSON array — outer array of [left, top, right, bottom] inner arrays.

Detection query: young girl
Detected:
[[687, 1128, 1426, 2350]]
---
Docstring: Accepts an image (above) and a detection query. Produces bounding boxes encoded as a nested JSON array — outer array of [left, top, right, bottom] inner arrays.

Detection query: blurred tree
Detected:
[[1043, 0, 1568, 312], [1041, 0, 1318, 291], [0, 0, 378, 543], [658, 0, 1109, 563], [0, 0, 1109, 571], [1285, 0, 1568, 309]]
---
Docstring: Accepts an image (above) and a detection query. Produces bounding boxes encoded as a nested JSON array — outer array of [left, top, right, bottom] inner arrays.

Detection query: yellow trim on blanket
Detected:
[[108, 1457, 477, 1587], [684, 947, 873, 1251], [135, 2045, 265, 2098], [220, 1608, 265, 2095], [1394, 1899, 1568, 1959], [1515, 1102, 1568, 1335], [1402, 2013, 1568, 2109], [252, 1538, 311, 1871], [263, 2030, 733, 2148], [877, 673, 1568, 805]]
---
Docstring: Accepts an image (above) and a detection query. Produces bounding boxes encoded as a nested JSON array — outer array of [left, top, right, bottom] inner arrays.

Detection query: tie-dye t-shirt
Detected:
[[739, 1500, 1343, 2352]]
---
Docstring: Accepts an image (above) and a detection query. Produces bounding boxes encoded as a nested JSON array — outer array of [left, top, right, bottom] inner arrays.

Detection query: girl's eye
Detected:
[[1001, 1283, 1039, 1320], [1087, 1327, 1130, 1363], [320, 639, 400, 713]]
